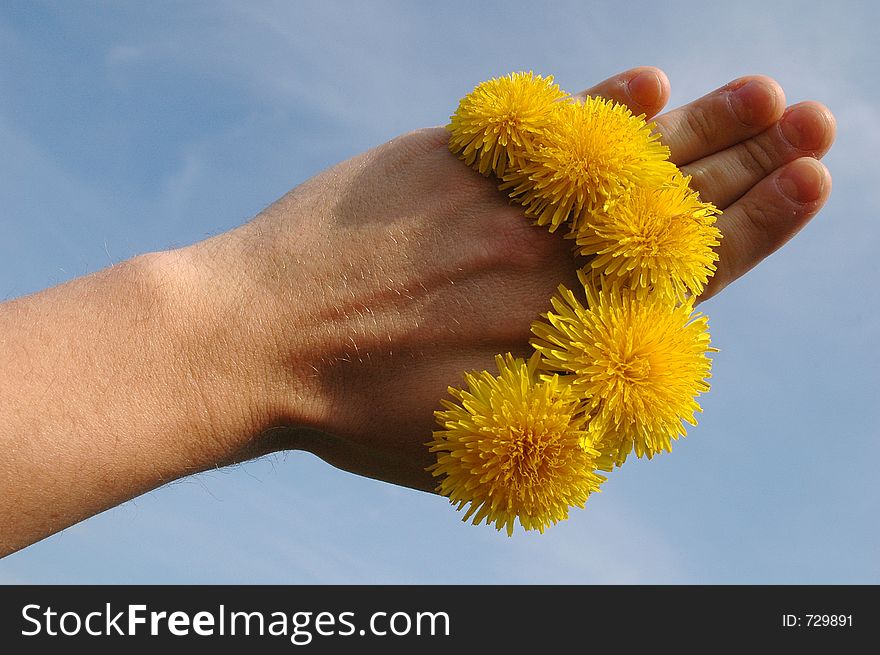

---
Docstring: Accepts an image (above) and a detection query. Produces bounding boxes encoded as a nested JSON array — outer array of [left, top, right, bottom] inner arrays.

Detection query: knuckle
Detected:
[[683, 107, 718, 148], [404, 127, 451, 154], [465, 207, 564, 275], [484, 214, 546, 269], [683, 161, 712, 196], [738, 197, 775, 241], [736, 138, 778, 177], [377, 128, 450, 174]]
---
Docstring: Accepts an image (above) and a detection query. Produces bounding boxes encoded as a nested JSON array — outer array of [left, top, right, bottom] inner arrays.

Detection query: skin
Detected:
[[0, 68, 835, 556]]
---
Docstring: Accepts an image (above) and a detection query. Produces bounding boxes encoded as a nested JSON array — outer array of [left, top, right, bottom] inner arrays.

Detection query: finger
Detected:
[[684, 102, 836, 209], [571, 66, 671, 119], [655, 76, 786, 166], [700, 157, 831, 301]]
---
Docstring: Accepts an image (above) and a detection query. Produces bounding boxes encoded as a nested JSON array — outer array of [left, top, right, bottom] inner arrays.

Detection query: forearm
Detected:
[[0, 250, 270, 555]]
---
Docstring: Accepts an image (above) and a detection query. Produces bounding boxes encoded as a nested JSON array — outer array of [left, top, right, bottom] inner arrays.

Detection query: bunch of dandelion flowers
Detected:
[[427, 353, 605, 536], [447, 72, 566, 177], [531, 273, 716, 469], [502, 96, 676, 232], [575, 174, 723, 301]]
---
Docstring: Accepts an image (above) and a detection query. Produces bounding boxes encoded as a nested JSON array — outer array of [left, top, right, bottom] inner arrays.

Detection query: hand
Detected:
[[0, 67, 834, 555], [183, 67, 835, 492]]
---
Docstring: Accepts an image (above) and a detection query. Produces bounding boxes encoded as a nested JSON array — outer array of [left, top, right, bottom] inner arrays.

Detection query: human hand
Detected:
[[0, 66, 835, 555], [187, 67, 834, 493]]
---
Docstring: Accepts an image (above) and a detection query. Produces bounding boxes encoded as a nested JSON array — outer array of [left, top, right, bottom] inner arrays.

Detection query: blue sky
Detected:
[[1, 0, 877, 583]]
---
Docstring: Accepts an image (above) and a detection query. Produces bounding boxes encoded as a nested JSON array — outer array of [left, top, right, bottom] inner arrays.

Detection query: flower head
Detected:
[[575, 174, 722, 301], [531, 273, 715, 468], [428, 353, 605, 535], [447, 72, 566, 177], [502, 97, 675, 231]]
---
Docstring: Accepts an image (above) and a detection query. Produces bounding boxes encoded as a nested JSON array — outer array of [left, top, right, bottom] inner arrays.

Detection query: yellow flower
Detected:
[[575, 174, 722, 301], [428, 353, 605, 536], [531, 273, 715, 468], [447, 72, 565, 177], [502, 97, 675, 231]]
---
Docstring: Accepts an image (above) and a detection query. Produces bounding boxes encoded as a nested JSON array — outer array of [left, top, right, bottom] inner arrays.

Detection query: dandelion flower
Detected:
[[503, 97, 675, 231], [531, 273, 715, 468], [428, 353, 605, 536], [447, 72, 566, 177], [575, 174, 722, 301]]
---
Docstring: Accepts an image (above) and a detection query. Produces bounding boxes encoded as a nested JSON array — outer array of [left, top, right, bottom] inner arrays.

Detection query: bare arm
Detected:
[[0, 253, 275, 553]]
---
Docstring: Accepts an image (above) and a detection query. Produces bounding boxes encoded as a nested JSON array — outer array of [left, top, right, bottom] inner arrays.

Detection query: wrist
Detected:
[[147, 232, 330, 463]]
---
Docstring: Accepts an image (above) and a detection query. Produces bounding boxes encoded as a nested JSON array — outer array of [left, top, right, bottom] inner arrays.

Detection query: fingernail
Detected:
[[627, 71, 661, 109], [730, 80, 772, 126], [777, 159, 825, 203], [780, 105, 828, 151]]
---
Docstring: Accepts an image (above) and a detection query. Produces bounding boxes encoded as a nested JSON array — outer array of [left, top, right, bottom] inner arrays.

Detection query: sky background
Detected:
[[1, 0, 877, 584]]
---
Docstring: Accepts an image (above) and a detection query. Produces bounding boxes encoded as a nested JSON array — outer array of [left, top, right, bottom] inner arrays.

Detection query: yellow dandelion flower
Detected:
[[427, 353, 605, 536], [531, 273, 715, 469], [447, 72, 566, 177], [502, 97, 675, 231], [575, 174, 722, 301]]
